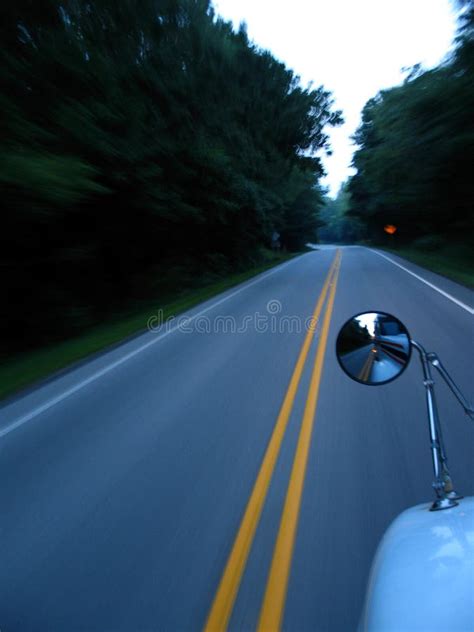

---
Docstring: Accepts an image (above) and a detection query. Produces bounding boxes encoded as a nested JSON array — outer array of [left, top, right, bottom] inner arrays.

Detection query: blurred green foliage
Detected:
[[348, 3, 474, 251], [0, 250, 296, 400], [0, 0, 342, 354], [319, 183, 365, 243]]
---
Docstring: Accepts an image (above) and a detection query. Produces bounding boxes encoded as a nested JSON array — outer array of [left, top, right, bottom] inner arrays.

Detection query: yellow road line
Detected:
[[358, 349, 374, 382], [257, 252, 342, 632], [204, 251, 340, 632]]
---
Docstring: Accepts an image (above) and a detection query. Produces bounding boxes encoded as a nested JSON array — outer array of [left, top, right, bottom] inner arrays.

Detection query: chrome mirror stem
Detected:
[[426, 353, 474, 421], [411, 340, 460, 511]]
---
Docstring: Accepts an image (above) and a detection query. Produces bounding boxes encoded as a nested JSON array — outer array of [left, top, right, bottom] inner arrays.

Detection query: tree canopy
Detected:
[[0, 0, 342, 353], [318, 183, 364, 244], [348, 3, 474, 249]]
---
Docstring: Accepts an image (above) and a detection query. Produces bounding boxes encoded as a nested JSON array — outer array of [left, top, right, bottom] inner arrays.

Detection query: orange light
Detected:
[[384, 224, 397, 235]]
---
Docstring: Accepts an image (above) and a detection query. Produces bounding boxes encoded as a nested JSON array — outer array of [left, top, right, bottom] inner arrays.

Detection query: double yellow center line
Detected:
[[205, 250, 342, 632], [358, 348, 376, 382]]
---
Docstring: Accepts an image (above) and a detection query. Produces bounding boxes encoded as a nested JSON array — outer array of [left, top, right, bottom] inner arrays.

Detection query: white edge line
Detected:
[[0, 254, 308, 438], [370, 249, 474, 315]]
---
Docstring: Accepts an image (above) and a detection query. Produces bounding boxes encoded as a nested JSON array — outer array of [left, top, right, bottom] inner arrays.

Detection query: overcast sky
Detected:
[[213, 0, 458, 196]]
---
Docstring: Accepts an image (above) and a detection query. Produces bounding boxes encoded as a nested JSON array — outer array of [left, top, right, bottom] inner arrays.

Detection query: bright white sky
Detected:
[[213, 0, 457, 196]]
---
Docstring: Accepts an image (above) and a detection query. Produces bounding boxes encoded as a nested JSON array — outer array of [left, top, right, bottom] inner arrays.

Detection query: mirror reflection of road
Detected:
[[341, 340, 407, 383], [340, 344, 375, 381], [0, 246, 473, 631]]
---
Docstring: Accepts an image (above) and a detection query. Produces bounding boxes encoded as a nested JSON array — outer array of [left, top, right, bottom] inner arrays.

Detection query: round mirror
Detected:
[[336, 311, 412, 385]]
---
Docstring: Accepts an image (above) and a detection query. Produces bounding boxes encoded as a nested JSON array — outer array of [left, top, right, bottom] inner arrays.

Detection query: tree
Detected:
[[0, 0, 342, 353], [319, 182, 365, 243], [348, 4, 474, 248]]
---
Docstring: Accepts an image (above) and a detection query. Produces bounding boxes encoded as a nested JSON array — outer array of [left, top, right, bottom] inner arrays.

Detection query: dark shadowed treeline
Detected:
[[318, 183, 364, 244], [348, 3, 474, 253], [0, 0, 342, 353]]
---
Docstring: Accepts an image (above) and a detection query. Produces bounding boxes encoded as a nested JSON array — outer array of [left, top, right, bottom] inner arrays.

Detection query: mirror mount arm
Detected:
[[426, 352, 474, 421], [411, 340, 461, 511]]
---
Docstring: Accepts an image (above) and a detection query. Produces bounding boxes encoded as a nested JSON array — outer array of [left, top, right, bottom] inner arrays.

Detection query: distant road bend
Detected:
[[1, 246, 473, 631]]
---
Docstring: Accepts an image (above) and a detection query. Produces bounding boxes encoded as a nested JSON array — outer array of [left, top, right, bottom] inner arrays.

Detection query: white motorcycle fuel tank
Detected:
[[359, 496, 474, 631]]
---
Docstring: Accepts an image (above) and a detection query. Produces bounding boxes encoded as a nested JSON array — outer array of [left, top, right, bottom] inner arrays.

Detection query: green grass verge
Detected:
[[0, 251, 300, 402], [378, 247, 474, 289]]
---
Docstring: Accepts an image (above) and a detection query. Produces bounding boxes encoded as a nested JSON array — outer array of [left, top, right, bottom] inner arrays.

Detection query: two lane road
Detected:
[[1, 246, 473, 631]]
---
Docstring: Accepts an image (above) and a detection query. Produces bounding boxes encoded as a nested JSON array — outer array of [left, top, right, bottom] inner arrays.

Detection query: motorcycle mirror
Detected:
[[336, 311, 412, 385]]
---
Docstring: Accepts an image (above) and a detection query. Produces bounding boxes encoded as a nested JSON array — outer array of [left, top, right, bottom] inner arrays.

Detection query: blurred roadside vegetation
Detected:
[[320, 2, 474, 287], [318, 183, 365, 244], [379, 247, 474, 289], [0, 250, 297, 401], [0, 0, 342, 360]]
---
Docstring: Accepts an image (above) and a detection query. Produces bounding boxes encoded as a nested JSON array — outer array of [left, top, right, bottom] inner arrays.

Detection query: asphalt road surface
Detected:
[[1, 246, 473, 631], [340, 343, 406, 384]]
